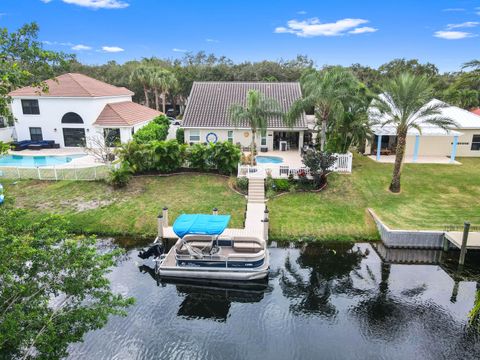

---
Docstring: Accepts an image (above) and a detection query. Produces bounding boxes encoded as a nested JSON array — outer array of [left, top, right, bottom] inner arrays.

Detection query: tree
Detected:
[[0, 23, 73, 122], [0, 207, 134, 359], [151, 68, 178, 112], [84, 129, 117, 163], [132, 115, 170, 143], [0, 141, 10, 154], [370, 73, 457, 193], [130, 65, 153, 108], [228, 90, 284, 165], [301, 149, 337, 187], [286, 67, 359, 151]]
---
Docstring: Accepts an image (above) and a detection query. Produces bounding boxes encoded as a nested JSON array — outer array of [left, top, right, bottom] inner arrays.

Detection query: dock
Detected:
[[160, 173, 268, 241], [444, 231, 480, 250]]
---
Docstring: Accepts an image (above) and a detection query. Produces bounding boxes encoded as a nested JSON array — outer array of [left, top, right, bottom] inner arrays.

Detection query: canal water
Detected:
[[67, 242, 480, 360]]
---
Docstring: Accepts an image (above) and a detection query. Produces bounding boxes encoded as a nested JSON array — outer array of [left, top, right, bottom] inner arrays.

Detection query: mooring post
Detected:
[[213, 207, 218, 215], [442, 235, 449, 252], [458, 221, 470, 267], [157, 213, 164, 239], [162, 207, 169, 227], [262, 207, 269, 241]]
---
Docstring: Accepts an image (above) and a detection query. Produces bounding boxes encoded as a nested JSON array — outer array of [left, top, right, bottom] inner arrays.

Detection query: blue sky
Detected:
[[1, 0, 480, 72]]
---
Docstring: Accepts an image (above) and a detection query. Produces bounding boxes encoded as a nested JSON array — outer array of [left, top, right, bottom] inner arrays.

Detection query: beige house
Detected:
[[182, 82, 308, 153], [365, 99, 480, 162]]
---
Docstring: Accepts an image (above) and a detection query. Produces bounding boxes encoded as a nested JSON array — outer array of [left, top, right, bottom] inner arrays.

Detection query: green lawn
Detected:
[[3, 174, 246, 238], [3, 156, 480, 241], [269, 156, 480, 240]]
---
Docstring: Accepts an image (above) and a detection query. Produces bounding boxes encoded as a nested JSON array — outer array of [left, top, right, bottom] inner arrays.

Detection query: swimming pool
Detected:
[[0, 154, 85, 167], [256, 156, 283, 164]]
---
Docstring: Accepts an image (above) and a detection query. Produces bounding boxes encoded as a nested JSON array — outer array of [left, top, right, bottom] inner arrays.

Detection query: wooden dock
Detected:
[[444, 231, 480, 250], [160, 174, 267, 241]]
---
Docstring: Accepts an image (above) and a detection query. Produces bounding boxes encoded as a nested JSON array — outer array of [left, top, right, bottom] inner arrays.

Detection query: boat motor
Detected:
[[138, 244, 164, 259]]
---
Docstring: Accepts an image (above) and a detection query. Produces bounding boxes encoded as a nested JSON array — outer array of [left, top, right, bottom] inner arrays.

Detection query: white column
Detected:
[[298, 131, 304, 153]]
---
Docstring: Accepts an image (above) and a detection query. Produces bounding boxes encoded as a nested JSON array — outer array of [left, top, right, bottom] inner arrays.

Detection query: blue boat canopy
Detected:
[[173, 214, 231, 238]]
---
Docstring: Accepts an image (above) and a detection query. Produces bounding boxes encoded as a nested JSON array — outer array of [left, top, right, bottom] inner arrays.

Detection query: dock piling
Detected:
[[157, 214, 164, 239], [458, 222, 470, 267], [213, 207, 218, 215], [162, 207, 169, 227]]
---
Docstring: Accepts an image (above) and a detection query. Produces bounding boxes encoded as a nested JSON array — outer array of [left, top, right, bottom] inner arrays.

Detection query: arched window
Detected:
[[61, 112, 84, 124]]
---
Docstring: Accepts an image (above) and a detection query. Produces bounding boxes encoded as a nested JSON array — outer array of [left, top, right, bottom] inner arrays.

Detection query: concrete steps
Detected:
[[248, 178, 265, 204]]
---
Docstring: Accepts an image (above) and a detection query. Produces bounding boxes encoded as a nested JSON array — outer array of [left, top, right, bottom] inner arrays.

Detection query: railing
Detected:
[[0, 165, 110, 181], [237, 152, 353, 178]]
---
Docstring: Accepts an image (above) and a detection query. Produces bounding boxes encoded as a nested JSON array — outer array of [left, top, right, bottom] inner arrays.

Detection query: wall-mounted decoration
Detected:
[[206, 132, 218, 143]]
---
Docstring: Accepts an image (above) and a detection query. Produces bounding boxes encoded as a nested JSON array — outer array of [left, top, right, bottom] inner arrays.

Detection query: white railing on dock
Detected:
[[238, 152, 352, 178], [0, 165, 109, 181]]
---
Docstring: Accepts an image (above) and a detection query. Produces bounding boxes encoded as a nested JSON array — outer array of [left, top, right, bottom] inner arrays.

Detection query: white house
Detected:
[[365, 99, 480, 162], [182, 82, 309, 152], [9, 73, 160, 148]]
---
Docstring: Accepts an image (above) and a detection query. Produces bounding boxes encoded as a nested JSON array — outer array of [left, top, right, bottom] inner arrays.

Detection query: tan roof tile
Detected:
[[9, 73, 134, 97], [94, 101, 161, 127]]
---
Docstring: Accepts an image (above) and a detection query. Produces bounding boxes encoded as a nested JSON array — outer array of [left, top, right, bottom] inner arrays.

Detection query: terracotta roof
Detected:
[[94, 101, 161, 127], [471, 108, 480, 116], [9, 73, 134, 97], [182, 82, 307, 129]]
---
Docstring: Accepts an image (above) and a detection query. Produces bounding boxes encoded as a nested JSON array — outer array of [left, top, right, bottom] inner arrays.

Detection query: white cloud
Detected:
[[172, 48, 187, 52], [40, 0, 53, 3], [348, 26, 378, 34], [442, 8, 465, 12], [274, 18, 373, 37], [61, 0, 129, 9], [42, 40, 74, 46], [446, 21, 479, 29], [434, 30, 476, 39], [206, 38, 219, 43], [71, 44, 92, 51], [297, 10, 307, 15], [102, 46, 124, 52]]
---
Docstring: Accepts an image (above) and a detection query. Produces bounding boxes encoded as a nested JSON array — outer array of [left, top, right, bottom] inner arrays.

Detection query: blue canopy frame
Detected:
[[173, 214, 231, 239]]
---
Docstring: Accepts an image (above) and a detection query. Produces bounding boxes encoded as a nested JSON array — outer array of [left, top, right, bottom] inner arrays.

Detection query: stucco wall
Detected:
[[455, 129, 480, 157], [184, 128, 275, 150], [11, 95, 131, 147]]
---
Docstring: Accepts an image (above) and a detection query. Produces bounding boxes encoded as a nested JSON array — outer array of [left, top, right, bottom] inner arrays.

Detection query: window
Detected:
[[104, 128, 121, 147], [472, 135, 480, 151], [61, 112, 83, 124], [227, 130, 234, 143], [63, 128, 86, 147], [21, 100, 40, 115], [261, 133, 267, 146], [29, 127, 43, 141], [189, 130, 200, 142]]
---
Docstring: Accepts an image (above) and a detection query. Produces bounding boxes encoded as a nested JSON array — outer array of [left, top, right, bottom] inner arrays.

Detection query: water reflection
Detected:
[[67, 242, 480, 360]]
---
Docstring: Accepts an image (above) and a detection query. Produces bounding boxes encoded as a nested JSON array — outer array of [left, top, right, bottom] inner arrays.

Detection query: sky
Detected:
[[1, 0, 480, 72]]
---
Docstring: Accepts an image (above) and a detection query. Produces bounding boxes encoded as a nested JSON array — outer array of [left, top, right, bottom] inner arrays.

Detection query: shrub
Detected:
[[176, 128, 185, 143], [273, 179, 291, 192], [302, 149, 337, 187], [133, 115, 170, 144], [150, 139, 185, 173], [186, 143, 210, 171], [107, 164, 132, 188], [117, 141, 155, 173], [209, 141, 242, 175], [235, 177, 249, 192]]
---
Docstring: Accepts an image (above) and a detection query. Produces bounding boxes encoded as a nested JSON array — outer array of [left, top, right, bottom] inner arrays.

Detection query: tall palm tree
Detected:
[[228, 89, 283, 165], [370, 73, 457, 193], [151, 68, 178, 113], [286, 67, 359, 151], [130, 65, 153, 108]]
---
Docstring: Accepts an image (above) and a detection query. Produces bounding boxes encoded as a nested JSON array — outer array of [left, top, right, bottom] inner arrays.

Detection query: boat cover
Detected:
[[173, 214, 231, 238]]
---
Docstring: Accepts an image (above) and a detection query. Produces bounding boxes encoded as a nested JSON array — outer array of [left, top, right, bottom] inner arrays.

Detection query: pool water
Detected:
[[0, 154, 84, 167], [256, 156, 283, 164], [67, 241, 480, 360]]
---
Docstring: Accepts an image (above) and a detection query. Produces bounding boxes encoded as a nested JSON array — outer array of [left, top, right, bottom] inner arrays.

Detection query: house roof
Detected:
[[435, 100, 480, 129], [93, 101, 161, 127], [9, 73, 134, 98], [470, 108, 480, 116], [182, 82, 307, 129]]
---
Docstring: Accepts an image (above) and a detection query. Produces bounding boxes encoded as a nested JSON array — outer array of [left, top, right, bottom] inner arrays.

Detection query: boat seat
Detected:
[[233, 241, 263, 253], [177, 241, 212, 255]]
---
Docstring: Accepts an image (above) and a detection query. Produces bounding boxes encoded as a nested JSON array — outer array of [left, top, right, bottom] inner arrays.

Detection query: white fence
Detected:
[[238, 152, 353, 178], [0, 127, 14, 142], [0, 165, 110, 181]]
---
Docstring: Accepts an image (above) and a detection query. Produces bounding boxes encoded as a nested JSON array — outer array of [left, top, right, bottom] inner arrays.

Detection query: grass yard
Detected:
[[3, 156, 480, 241], [269, 156, 480, 240], [3, 174, 246, 238]]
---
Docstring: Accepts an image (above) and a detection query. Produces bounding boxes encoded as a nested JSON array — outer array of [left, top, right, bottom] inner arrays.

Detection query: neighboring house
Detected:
[[9, 73, 160, 148], [365, 99, 480, 161], [182, 82, 308, 152]]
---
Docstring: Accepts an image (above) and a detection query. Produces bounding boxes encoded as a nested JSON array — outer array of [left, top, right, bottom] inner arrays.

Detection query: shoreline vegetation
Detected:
[[3, 155, 480, 242]]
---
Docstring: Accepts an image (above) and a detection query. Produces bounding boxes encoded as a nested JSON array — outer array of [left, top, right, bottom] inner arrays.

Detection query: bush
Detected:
[[176, 128, 184, 143], [273, 179, 291, 192], [235, 177, 249, 192], [133, 115, 170, 144], [107, 164, 132, 188], [186, 143, 210, 171], [208, 141, 242, 175]]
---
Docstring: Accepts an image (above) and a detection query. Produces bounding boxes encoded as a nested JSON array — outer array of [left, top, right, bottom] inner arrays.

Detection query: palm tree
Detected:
[[130, 65, 153, 108], [370, 73, 457, 193], [286, 67, 359, 151], [228, 89, 283, 165], [151, 68, 178, 113]]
